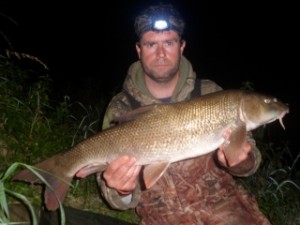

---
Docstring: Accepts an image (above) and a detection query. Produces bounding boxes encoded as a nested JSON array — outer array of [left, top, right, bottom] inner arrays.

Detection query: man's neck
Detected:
[[144, 74, 179, 99]]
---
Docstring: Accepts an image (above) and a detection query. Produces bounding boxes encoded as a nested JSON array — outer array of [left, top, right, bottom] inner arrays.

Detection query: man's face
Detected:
[[136, 30, 186, 83]]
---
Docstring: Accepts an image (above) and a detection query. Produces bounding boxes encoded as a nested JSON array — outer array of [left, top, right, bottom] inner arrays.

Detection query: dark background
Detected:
[[0, 0, 298, 152]]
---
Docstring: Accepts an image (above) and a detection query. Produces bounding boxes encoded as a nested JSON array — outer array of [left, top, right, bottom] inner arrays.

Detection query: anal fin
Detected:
[[143, 162, 170, 189]]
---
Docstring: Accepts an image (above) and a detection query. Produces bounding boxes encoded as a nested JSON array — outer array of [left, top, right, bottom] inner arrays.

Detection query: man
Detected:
[[97, 3, 271, 225]]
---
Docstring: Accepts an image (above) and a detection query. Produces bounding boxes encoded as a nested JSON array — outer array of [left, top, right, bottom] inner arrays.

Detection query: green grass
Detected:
[[0, 163, 67, 225], [0, 54, 139, 224], [236, 137, 300, 224]]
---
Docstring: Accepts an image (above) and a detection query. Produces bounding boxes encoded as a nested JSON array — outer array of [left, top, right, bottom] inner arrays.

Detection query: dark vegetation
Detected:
[[0, 53, 139, 224]]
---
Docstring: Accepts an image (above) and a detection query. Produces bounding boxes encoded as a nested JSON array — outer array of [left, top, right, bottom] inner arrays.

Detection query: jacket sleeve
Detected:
[[96, 173, 141, 210], [97, 92, 142, 210]]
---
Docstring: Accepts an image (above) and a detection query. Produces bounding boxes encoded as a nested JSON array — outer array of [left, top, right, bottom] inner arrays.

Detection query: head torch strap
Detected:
[[138, 18, 181, 37]]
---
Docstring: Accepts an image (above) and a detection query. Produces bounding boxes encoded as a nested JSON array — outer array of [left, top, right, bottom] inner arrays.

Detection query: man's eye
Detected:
[[145, 43, 156, 48], [165, 41, 174, 46]]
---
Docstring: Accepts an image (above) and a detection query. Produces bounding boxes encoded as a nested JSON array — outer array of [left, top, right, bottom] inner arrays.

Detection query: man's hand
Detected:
[[103, 156, 142, 195], [217, 141, 252, 167]]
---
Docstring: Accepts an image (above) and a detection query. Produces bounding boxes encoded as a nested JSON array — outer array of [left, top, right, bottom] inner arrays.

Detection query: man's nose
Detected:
[[156, 44, 166, 57]]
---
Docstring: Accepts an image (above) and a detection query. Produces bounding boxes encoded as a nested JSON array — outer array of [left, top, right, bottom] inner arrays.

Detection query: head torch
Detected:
[[134, 4, 185, 39], [137, 17, 182, 37]]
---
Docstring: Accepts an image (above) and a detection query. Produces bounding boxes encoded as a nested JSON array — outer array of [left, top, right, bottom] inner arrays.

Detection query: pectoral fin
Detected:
[[222, 124, 247, 166], [143, 162, 170, 189]]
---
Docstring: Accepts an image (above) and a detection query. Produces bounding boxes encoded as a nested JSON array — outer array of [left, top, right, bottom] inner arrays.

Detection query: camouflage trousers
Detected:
[[136, 156, 271, 225]]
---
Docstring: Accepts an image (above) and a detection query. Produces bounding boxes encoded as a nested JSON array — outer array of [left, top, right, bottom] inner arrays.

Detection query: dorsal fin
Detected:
[[113, 104, 159, 124]]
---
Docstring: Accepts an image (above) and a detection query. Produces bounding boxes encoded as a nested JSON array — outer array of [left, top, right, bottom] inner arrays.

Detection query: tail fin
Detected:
[[13, 158, 72, 211]]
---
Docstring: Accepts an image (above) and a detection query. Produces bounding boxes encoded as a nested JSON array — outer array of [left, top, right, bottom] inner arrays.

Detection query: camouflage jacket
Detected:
[[97, 56, 271, 225]]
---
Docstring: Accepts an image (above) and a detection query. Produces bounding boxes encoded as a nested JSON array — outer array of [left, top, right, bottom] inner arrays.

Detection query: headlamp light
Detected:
[[137, 17, 181, 37], [153, 19, 169, 30]]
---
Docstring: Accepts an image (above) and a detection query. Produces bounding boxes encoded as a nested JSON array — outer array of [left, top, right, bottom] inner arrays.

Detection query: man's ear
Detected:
[[136, 42, 141, 59], [180, 39, 186, 54]]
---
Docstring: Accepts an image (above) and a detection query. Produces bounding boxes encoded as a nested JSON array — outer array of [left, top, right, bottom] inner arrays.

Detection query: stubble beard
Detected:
[[144, 60, 179, 84]]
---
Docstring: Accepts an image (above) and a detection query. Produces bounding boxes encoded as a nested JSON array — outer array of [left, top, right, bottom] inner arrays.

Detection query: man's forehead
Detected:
[[140, 30, 180, 42]]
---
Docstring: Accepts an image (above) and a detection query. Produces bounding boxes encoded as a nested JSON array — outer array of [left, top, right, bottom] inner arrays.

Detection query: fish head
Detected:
[[239, 91, 289, 130]]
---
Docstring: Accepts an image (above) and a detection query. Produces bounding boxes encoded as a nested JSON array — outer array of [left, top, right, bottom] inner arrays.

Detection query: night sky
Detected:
[[1, 1, 298, 149]]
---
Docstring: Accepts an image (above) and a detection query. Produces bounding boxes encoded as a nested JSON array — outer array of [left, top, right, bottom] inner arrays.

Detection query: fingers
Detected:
[[103, 156, 141, 194]]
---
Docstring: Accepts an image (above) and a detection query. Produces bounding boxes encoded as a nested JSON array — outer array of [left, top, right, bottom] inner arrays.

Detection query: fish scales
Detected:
[[12, 89, 289, 210]]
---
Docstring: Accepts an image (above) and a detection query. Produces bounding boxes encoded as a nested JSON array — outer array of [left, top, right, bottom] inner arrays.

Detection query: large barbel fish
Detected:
[[13, 89, 289, 211]]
